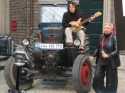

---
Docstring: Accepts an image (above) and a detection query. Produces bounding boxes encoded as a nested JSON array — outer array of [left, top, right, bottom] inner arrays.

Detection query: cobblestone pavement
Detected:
[[0, 69, 125, 93], [0, 55, 125, 93]]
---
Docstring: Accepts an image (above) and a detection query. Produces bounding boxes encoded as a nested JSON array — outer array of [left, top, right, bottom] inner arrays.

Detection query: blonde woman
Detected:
[[93, 23, 120, 93]]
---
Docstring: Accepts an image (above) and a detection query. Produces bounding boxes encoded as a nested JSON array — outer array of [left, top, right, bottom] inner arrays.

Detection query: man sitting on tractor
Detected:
[[62, 1, 95, 50]]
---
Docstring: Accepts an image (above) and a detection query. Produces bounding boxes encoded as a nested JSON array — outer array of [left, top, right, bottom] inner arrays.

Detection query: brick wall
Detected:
[[32, 0, 41, 34], [10, 0, 40, 43]]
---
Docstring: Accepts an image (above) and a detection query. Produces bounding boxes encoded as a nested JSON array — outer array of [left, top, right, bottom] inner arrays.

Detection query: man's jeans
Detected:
[[65, 27, 85, 47]]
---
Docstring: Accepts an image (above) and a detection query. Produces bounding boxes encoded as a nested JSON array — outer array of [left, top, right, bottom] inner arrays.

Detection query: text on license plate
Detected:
[[35, 43, 64, 50]]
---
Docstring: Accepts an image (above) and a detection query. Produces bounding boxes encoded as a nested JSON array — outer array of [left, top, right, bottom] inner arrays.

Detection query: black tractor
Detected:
[[4, 4, 93, 93]]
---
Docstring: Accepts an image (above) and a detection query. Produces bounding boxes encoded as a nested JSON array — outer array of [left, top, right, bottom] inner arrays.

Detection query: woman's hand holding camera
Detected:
[[101, 50, 110, 59], [89, 56, 94, 61]]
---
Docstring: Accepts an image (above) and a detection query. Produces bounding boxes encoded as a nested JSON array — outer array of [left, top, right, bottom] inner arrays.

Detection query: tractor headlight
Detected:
[[22, 39, 30, 46], [74, 39, 81, 46]]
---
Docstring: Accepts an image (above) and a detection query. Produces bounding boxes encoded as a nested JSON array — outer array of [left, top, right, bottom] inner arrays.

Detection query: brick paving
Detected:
[[0, 55, 125, 93]]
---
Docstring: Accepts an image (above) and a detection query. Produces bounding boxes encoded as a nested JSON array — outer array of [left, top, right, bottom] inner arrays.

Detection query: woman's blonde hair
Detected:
[[104, 23, 113, 29], [103, 23, 114, 33]]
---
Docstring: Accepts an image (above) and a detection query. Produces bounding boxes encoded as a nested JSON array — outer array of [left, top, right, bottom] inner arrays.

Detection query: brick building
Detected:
[[0, 0, 124, 51], [9, 0, 67, 43], [9, 0, 40, 43]]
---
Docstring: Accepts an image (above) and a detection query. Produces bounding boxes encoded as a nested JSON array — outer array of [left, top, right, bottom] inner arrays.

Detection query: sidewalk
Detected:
[[119, 55, 125, 70]]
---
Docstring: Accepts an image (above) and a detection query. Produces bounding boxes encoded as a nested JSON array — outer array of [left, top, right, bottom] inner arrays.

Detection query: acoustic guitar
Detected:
[[70, 11, 102, 32]]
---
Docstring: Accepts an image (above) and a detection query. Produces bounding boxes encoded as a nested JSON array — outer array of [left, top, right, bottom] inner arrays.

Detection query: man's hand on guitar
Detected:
[[69, 18, 82, 27], [90, 16, 96, 21], [69, 21, 81, 27], [77, 18, 82, 23]]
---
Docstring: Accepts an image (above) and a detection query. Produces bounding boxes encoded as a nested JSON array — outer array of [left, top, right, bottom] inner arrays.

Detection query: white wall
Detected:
[[103, 0, 115, 32], [122, 0, 125, 16], [0, 0, 9, 35]]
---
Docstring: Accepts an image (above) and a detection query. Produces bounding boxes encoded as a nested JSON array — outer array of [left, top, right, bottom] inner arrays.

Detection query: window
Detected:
[[41, 5, 67, 23], [122, 0, 125, 16]]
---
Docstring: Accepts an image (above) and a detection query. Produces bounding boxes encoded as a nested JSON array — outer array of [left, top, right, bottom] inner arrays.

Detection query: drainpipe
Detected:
[[103, 0, 116, 32], [0, 0, 5, 35], [5, 0, 10, 35]]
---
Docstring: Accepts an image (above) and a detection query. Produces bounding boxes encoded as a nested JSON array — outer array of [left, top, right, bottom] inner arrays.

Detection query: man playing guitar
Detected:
[[62, 1, 102, 50]]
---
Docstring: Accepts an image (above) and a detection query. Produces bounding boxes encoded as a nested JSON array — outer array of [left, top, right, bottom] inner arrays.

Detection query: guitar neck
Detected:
[[81, 17, 92, 25], [80, 12, 102, 25]]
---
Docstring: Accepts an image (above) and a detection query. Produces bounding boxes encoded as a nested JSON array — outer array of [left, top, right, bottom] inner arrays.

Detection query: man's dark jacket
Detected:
[[62, 11, 89, 29]]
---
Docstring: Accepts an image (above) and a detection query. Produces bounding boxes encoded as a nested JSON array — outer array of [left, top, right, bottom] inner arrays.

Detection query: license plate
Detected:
[[35, 43, 64, 50]]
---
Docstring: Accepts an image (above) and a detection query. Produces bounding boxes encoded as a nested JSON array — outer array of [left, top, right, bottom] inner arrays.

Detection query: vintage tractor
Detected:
[[4, 3, 93, 93]]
